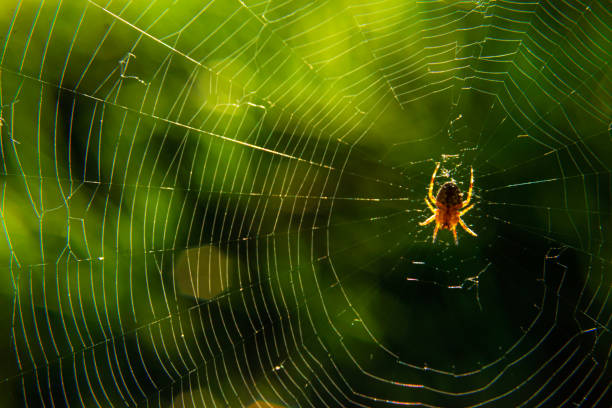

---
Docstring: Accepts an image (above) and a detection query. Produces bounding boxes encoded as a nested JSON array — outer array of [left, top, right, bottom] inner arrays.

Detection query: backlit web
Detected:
[[0, 0, 610, 406]]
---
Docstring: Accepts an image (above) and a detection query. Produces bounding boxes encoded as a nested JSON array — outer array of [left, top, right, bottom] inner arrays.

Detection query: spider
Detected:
[[419, 162, 477, 244]]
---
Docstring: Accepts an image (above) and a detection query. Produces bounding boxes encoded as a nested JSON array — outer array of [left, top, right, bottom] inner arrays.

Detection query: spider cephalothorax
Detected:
[[419, 162, 477, 244]]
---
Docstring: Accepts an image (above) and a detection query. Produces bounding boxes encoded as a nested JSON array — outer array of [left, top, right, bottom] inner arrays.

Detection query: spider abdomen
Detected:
[[436, 182, 463, 208], [435, 182, 462, 230]]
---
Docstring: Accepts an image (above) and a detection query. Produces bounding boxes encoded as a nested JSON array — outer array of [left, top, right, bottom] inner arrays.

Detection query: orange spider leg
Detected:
[[452, 226, 458, 245], [459, 203, 474, 216], [427, 162, 440, 204], [458, 218, 477, 237], [463, 167, 474, 206], [432, 224, 440, 242], [424, 197, 436, 214], [419, 214, 436, 226]]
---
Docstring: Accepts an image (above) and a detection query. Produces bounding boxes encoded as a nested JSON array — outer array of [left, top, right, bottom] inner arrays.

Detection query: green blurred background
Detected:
[[0, 0, 610, 406]]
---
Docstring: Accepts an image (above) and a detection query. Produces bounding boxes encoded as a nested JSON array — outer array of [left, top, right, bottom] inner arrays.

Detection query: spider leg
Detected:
[[458, 217, 477, 237], [452, 226, 458, 245], [425, 197, 436, 214], [419, 214, 436, 226], [432, 224, 439, 242], [463, 167, 474, 206], [427, 162, 440, 204], [459, 203, 474, 216]]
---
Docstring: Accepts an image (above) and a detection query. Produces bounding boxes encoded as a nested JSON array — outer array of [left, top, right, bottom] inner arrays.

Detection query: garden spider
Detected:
[[419, 162, 477, 244]]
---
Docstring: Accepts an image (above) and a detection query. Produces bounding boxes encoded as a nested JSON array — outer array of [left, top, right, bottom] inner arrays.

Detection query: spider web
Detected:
[[0, 0, 610, 406]]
